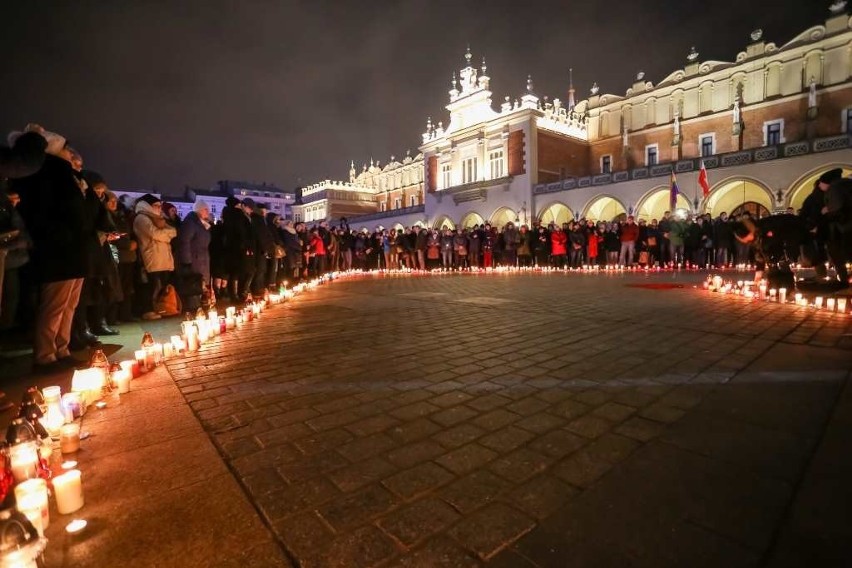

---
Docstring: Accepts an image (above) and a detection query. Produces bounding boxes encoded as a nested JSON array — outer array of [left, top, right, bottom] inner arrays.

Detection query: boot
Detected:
[[91, 318, 120, 336]]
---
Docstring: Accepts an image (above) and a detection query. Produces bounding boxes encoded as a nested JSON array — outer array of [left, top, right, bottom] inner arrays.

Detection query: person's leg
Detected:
[[34, 280, 71, 364], [56, 278, 83, 359]]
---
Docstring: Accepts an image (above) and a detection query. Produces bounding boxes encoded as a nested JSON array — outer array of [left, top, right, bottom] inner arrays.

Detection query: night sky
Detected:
[[0, 1, 831, 195]]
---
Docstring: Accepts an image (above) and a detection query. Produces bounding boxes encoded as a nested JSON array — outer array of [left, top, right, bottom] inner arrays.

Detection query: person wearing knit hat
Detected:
[[241, 197, 256, 211], [139, 193, 162, 207], [177, 198, 212, 310]]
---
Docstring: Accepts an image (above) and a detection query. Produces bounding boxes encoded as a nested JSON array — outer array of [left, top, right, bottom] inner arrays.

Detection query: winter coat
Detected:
[[13, 154, 88, 283], [108, 208, 137, 264], [222, 205, 252, 271], [587, 231, 601, 258], [517, 230, 531, 256], [503, 227, 519, 250], [280, 225, 302, 257], [468, 231, 481, 254], [177, 211, 211, 283], [620, 223, 640, 243], [668, 220, 689, 247], [251, 212, 275, 257], [133, 200, 177, 273], [440, 234, 454, 251], [550, 230, 568, 255], [453, 234, 468, 255], [0, 132, 47, 180], [415, 230, 428, 251]]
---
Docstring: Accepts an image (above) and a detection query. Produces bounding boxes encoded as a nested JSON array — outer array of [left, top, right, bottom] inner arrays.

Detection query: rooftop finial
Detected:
[[465, 44, 472, 65], [451, 71, 458, 90], [526, 74, 534, 93], [567, 68, 576, 110], [481, 56, 487, 74], [687, 46, 699, 62], [590, 82, 599, 95]]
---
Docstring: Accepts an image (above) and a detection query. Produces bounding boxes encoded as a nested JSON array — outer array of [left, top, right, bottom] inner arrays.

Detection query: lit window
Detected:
[[844, 108, 852, 133], [489, 150, 504, 179], [601, 155, 612, 174], [645, 145, 658, 166], [700, 134, 715, 157], [441, 164, 451, 189], [462, 157, 478, 184]]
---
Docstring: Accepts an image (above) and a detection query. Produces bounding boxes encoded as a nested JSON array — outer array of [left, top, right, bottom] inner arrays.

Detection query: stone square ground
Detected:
[[3, 269, 851, 566]]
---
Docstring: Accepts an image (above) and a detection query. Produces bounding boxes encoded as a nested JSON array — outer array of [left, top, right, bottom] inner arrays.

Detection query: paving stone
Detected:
[[319, 484, 399, 531], [441, 470, 512, 513], [614, 416, 667, 442], [489, 448, 552, 483], [504, 473, 579, 520], [293, 428, 354, 456], [274, 511, 335, 561], [429, 391, 475, 408], [391, 401, 441, 421], [592, 401, 638, 422], [336, 432, 397, 462], [388, 418, 442, 444], [529, 429, 587, 458], [389, 535, 480, 568], [640, 403, 688, 424], [378, 498, 461, 547], [432, 423, 487, 449], [505, 396, 551, 416], [582, 433, 641, 464], [328, 456, 398, 492], [565, 414, 614, 439], [387, 440, 446, 468], [382, 462, 455, 500], [448, 503, 536, 560], [257, 477, 340, 522], [344, 414, 400, 437], [552, 449, 615, 488], [515, 413, 565, 434], [431, 405, 479, 427], [276, 451, 349, 484], [472, 408, 521, 430], [322, 524, 400, 567], [479, 426, 537, 453], [435, 443, 499, 475], [466, 393, 513, 411]]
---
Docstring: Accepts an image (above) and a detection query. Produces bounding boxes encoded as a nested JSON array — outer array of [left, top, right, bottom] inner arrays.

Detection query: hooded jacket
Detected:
[[133, 200, 177, 272]]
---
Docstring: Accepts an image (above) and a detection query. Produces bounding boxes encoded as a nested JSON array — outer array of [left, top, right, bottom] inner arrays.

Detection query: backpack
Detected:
[[154, 284, 182, 316]]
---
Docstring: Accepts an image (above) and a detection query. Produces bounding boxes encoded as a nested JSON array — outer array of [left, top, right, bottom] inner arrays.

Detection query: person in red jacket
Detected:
[[550, 226, 568, 268], [587, 223, 603, 266], [619, 216, 640, 266], [309, 227, 326, 277]]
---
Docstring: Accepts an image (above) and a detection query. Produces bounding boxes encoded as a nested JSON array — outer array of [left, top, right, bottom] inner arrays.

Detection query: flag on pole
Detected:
[[698, 160, 710, 198], [669, 171, 680, 210]]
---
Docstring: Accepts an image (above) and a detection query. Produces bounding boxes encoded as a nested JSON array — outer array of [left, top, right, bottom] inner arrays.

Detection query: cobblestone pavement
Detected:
[[166, 271, 852, 567]]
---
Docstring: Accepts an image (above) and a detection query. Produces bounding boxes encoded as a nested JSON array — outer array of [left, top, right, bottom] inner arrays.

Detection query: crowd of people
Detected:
[[1, 125, 850, 371]]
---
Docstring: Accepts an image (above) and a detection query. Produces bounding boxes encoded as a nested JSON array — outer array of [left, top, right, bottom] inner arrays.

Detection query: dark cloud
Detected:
[[0, 0, 829, 194]]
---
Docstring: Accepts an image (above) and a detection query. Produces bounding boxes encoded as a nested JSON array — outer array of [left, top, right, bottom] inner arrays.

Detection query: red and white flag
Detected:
[[698, 160, 710, 198]]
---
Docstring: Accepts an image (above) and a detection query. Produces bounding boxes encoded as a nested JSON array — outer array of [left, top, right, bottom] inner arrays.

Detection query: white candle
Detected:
[[53, 470, 84, 514], [135, 349, 148, 373], [41, 386, 65, 437], [65, 519, 87, 534], [815, 296, 824, 309], [9, 442, 40, 482], [779, 288, 787, 303], [112, 370, 131, 394], [838, 298, 847, 314], [15, 478, 49, 535], [827, 298, 836, 312], [60, 423, 81, 454]]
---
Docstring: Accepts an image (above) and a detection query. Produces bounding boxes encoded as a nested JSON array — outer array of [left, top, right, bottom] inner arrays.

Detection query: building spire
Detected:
[[567, 67, 576, 110], [526, 74, 534, 93], [465, 44, 472, 66]]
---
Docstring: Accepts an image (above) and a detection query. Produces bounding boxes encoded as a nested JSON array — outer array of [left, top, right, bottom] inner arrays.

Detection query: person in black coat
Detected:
[[12, 129, 90, 368], [222, 196, 253, 301]]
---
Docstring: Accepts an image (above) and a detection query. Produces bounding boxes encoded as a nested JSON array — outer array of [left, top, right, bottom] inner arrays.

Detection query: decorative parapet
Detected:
[[529, 134, 850, 196], [345, 205, 426, 224]]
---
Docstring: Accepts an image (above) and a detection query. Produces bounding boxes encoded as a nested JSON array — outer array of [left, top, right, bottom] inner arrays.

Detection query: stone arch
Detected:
[[459, 211, 485, 229], [702, 176, 774, 218], [537, 202, 574, 226], [582, 195, 628, 222], [635, 185, 692, 222], [786, 163, 852, 213], [489, 207, 517, 227], [432, 215, 456, 230]]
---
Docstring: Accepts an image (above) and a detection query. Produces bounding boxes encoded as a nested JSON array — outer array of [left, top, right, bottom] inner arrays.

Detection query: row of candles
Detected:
[[330, 264, 757, 275], [704, 275, 850, 313], [5, 290, 306, 566]]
